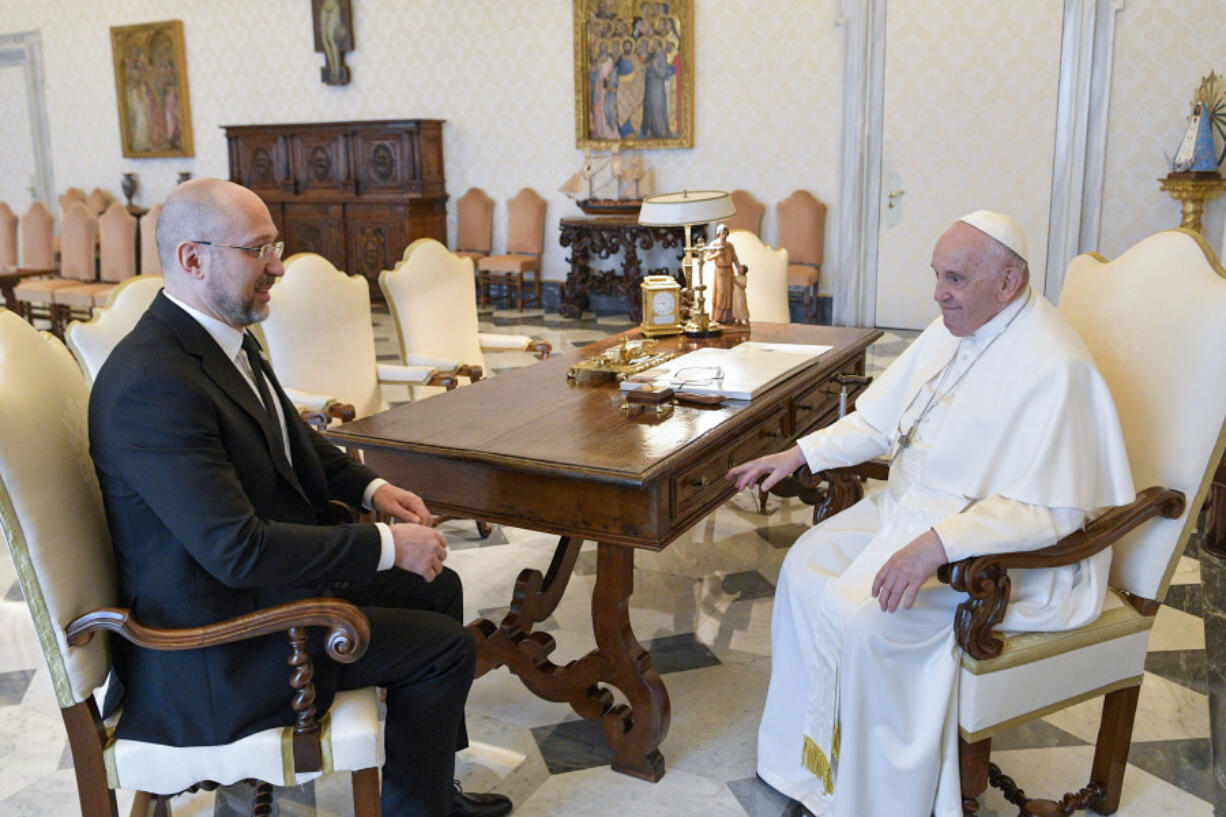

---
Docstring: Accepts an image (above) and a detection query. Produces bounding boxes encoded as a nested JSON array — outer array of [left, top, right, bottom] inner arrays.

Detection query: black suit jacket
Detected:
[[89, 292, 383, 746]]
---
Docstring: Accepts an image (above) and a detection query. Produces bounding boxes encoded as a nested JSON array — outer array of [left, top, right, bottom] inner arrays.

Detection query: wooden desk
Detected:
[[0, 267, 56, 311], [329, 323, 881, 780]]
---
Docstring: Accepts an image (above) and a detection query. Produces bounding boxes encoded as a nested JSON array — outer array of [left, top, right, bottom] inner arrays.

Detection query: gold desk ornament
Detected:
[[640, 274, 682, 337], [566, 336, 678, 383]]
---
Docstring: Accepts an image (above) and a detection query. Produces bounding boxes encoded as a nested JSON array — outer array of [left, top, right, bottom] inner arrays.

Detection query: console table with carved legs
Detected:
[[328, 322, 879, 780], [558, 216, 704, 322]]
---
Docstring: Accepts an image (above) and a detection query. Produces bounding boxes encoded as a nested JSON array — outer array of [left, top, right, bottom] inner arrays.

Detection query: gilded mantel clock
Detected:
[[640, 275, 682, 337]]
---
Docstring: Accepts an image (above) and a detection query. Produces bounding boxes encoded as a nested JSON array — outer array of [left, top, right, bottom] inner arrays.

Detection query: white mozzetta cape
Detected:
[[857, 291, 1135, 511]]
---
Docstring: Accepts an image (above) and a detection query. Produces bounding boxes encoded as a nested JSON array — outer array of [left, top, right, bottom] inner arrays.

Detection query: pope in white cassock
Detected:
[[727, 211, 1135, 817]]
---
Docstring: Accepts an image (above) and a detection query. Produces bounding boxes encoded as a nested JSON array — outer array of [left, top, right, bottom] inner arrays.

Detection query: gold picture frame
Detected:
[[574, 0, 694, 149], [110, 19, 194, 158]]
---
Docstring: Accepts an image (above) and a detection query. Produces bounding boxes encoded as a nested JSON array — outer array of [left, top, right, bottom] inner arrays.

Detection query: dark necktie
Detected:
[[241, 332, 285, 455]]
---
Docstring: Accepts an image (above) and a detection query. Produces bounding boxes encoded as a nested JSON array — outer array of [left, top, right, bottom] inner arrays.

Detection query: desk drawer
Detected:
[[672, 406, 787, 518], [792, 379, 841, 433]]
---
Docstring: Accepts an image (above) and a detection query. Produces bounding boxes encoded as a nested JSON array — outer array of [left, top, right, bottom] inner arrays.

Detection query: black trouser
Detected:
[[339, 566, 476, 817]]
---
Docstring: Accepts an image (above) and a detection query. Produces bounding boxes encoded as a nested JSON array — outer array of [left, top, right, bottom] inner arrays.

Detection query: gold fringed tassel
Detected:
[[831, 721, 840, 762], [801, 735, 834, 795]]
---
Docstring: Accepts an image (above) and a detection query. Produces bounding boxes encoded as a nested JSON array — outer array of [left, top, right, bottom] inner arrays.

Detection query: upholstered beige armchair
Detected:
[[381, 238, 551, 400], [776, 190, 826, 323], [793, 229, 1226, 816], [255, 253, 454, 428], [454, 187, 495, 267], [726, 189, 765, 237], [65, 275, 164, 386], [0, 311, 384, 817], [0, 201, 17, 267]]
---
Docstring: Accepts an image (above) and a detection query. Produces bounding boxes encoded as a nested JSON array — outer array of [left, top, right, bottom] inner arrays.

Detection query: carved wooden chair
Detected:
[[86, 187, 115, 216], [381, 238, 551, 398], [59, 186, 86, 216], [454, 187, 495, 269], [139, 203, 162, 276], [0, 309, 384, 817], [55, 202, 138, 326], [14, 201, 96, 336], [726, 189, 765, 237], [20, 199, 55, 269], [775, 190, 826, 323], [802, 229, 1226, 816], [0, 201, 17, 267], [255, 252, 450, 428], [65, 275, 164, 387], [477, 188, 546, 312]]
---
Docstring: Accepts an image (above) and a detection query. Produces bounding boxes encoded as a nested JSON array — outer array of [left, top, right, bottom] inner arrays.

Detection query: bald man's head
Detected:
[[156, 178, 275, 277]]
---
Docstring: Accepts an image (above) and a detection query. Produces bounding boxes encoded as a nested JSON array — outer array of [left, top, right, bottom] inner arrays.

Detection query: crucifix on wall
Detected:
[[312, 0, 353, 85]]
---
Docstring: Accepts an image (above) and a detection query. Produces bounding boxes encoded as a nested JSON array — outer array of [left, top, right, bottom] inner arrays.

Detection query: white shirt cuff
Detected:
[[375, 523, 395, 571], [362, 478, 389, 510]]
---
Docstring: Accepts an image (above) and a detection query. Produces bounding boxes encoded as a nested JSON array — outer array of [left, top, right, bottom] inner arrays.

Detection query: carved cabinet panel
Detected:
[[346, 204, 408, 282], [224, 119, 447, 294]]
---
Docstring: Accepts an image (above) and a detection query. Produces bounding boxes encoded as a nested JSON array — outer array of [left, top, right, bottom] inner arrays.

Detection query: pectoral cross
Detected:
[[896, 430, 913, 451]]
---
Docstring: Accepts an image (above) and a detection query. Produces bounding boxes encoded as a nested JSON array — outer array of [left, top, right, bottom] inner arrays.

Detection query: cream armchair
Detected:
[[380, 238, 550, 399], [804, 229, 1226, 816], [0, 310, 383, 817], [256, 253, 452, 427], [65, 275, 163, 386]]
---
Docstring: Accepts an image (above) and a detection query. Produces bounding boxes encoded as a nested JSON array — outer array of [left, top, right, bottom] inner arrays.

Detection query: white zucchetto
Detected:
[[957, 210, 1028, 264]]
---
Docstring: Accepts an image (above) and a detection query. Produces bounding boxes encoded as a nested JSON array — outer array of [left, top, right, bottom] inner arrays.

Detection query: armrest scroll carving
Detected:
[[937, 486, 1186, 660]]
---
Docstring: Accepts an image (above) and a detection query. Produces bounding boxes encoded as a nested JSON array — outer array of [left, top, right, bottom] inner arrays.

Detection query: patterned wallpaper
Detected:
[[0, 0, 844, 284], [1100, 0, 1226, 260]]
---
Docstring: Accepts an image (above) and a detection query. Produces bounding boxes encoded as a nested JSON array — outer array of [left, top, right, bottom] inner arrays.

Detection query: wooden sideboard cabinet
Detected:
[[224, 119, 447, 293]]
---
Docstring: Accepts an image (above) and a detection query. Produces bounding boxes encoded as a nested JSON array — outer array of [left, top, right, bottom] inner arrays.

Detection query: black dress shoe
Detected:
[[451, 781, 513, 817]]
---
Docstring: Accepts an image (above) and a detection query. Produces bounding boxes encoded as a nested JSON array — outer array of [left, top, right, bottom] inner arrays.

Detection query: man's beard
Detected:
[[209, 277, 272, 327]]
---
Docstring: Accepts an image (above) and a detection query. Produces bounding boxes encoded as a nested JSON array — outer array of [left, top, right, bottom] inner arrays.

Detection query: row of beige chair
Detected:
[[4, 229, 1224, 815], [454, 187, 547, 312], [0, 200, 55, 268], [59, 186, 115, 217], [12, 202, 161, 336], [725, 189, 826, 323]]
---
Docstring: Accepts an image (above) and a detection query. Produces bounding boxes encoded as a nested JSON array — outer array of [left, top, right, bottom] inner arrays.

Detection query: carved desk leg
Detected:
[[466, 537, 670, 781], [592, 542, 670, 781]]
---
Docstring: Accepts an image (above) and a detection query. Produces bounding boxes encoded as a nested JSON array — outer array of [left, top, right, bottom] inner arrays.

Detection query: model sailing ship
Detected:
[[560, 146, 654, 215]]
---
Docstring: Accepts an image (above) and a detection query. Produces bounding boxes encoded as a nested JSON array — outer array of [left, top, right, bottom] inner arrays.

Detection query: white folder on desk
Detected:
[[621, 341, 831, 400]]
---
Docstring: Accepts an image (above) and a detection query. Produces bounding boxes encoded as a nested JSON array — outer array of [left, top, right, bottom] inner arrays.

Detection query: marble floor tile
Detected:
[[1145, 648, 1208, 695], [0, 670, 34, 706], [989, 718, 1088, 750], [513, 764, 749, 817], [1150, 603, 1208, 651], [1163, 582, 1204, 617], [659, 660, 771, 783], [1042, 671, 1208, 744], [1126, 736, 1213, 802], [980, 745, 1212, 817], [1170, 553, 1202, 585], [727, 775, 807, 817]]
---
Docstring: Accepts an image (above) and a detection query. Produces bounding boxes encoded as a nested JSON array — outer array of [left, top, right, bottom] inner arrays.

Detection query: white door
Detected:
[[0, 63, 37, 213], [874, 0, 1064, 330]]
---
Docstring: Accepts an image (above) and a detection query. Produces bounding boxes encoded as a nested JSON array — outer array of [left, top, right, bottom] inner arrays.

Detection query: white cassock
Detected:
[[756, 289, 1135, 817]]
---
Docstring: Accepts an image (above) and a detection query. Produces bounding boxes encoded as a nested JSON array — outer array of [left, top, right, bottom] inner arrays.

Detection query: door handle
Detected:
[[887, 189, 906, 209]]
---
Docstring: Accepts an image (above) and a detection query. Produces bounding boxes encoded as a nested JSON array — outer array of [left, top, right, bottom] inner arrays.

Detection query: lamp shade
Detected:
[[638, 190, 736, 226]]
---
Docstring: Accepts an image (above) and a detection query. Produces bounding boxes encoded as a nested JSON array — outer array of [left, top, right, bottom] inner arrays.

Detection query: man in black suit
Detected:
[[89, 178, 511, 817]]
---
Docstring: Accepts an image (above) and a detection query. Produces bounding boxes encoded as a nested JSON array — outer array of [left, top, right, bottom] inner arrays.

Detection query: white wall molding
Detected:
[[1045, 0, 1124, 298], [833, 0, 887, 327]]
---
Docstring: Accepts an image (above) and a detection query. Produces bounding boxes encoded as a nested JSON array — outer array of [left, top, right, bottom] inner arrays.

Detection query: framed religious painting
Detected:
[[574, 0, 694, 149], [110, 19, 195, 158]]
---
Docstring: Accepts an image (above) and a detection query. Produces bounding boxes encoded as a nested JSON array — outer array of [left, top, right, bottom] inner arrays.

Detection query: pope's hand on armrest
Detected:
[[376, 362, 437, 384]]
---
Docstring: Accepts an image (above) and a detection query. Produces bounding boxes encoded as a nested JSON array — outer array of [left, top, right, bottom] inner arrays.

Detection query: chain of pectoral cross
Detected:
[[892, 290, 1031, 456]]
